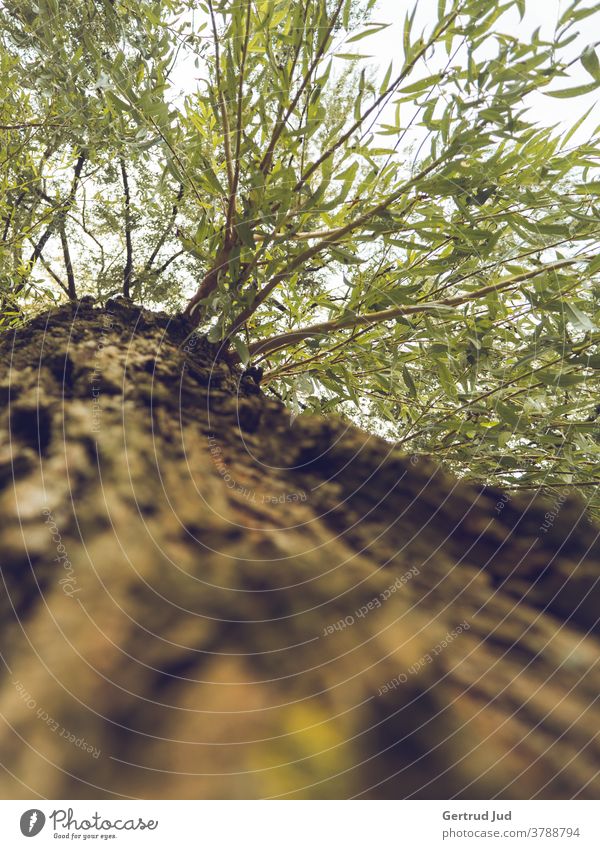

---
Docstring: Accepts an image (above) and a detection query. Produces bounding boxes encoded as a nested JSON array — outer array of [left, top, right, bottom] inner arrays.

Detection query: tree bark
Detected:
[[0, 299, 599, 800]]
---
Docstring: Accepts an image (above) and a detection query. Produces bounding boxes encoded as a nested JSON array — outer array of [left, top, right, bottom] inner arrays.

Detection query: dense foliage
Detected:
[[2, 0, 600, 511]]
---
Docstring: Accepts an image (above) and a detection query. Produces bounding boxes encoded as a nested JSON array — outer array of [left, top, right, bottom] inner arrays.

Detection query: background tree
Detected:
[[1, 0, 600, 800]]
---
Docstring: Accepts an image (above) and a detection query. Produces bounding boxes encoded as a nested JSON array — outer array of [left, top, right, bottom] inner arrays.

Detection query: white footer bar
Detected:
[[1, 800, 598, 848]]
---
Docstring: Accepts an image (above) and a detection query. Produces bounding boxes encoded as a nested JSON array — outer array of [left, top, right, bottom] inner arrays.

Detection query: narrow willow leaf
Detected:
[[402, 365, 417, 398], [346, 23, 390, 44], [380, 60, 393, 95], [565, 302, 598, 331], [546, 81, 599, 98], [582, 45, 600, 81], [561, 102, 596, 148], [232, 336, 250, 366], [587, 254, 600, 274], [400, 73, 442, 95], [334, 53, 372, 60]]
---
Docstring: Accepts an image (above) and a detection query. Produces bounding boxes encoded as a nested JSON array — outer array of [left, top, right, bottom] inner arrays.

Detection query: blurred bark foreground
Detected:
[[0, 299, 599, 799]]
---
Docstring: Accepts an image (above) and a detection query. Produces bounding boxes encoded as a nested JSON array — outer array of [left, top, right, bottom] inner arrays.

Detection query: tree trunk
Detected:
[[0, 299, 599, 800]]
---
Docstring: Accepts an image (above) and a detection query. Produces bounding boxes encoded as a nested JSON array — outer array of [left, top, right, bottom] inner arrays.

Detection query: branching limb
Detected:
[[228, 0, 251, 233], [225, 155, 446, 337], [29, 151, 86, 269], [140, 184, 183, 279], [119, 158, 133, 299], [183, 2, 244, 318], [236, 257, 585, 362], [59, 223, 76, 300], [183, 242, 233, 318], [258, 0, 345, 177], [7, 151, 85, 308], [293, 9, 459, 194]]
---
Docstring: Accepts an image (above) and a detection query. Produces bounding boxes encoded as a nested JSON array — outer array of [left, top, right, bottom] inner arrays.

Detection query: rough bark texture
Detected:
[[0, 299, 599, 800]]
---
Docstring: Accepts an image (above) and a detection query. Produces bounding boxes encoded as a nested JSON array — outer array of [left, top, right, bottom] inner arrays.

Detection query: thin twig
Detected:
[[141, 184, 184, 277], [293, 9, 459, 194], [208, 0, 234, 196], [228, 0, 252, 233], [259, 0, 346, 177]]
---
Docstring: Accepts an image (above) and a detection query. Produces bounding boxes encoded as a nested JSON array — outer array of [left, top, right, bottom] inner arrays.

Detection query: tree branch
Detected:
[[224, 155, 446, 337], [34, 248, 70, 296], [236, 257, 585, 362], [29, 151, 86, 269], [258, 0, 345, 177], [180, 0, 582, 340], [293, 9, 459, 195], [141, 184, 183, 278], [154, 249, 184, 277], [208, 0, 234, 199], [181, 1, 242, 319], [59, 223, 76, 300], [228, 0, 251, 234], [7, 150, 85, 309], [68, 212, 106, 277], [182, 242, 233, 318], [119, 158, 133, 299]]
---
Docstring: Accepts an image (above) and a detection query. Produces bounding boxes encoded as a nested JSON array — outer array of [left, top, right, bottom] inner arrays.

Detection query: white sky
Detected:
[[346, 0, 599, 142]]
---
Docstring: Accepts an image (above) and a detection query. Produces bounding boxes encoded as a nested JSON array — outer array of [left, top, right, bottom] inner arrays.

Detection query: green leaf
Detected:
[[402, 365, 417, 398], [587, 254, 600, 274], [403, 5, 416, 62], [232, 336, 250, 366], [561, 102, 596, 148], [576, 181, 600, 194], [346, 23, 390, 44], [380, 60, 393, 95], [329, 246, 364, 265], [207, 324, 222, 343], [546, 81, 599, 98], [538, 370, 587, 387], [582, 45, 600, 81], [236, 220, 255, 248], [400, 73, 442, 95], [564, 302, 598, 331], [334, 53, 372, 60], [105, 90, 132, 113], [496, 401, 520, 426]]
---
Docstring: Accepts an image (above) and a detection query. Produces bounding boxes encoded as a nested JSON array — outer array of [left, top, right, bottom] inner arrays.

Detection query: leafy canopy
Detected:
[[2, 0, 600, 512]]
